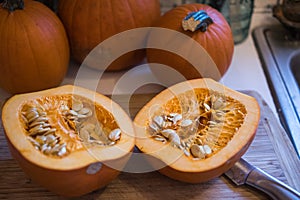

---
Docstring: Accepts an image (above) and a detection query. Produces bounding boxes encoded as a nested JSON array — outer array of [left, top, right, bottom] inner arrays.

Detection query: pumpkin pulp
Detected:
[[146, 88, 247, 160], [21, 94, 121, 158]]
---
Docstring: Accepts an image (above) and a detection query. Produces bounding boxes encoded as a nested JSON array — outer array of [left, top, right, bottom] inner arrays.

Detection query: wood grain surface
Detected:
[[0, 91, 299, 200]]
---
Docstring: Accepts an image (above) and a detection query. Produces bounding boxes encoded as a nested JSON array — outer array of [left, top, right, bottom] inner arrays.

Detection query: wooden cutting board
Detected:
[[0, 91, 299, 200]]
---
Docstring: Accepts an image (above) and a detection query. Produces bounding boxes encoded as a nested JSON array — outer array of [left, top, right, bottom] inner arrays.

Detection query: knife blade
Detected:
[[224, 158, 300, 200]]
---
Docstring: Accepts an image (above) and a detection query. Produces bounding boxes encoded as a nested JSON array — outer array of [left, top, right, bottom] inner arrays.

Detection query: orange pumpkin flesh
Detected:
[[147, 4, 234, 81], [134, 78, 260, 183], [2, 85, 135, 197], [0, 0, 70, 94], [57, 0, 161, 71]]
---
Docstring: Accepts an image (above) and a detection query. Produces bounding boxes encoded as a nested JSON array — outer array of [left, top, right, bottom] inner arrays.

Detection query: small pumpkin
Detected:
[[2, 85, 135, 196], [146, 4, 234, 83], [134, 78, 260, 183], [57, 0, 161, 71], [0, 0, 70, 94]]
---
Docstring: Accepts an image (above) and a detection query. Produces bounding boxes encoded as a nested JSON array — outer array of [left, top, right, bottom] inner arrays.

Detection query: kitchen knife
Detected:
[[224, 158, 300, 200]]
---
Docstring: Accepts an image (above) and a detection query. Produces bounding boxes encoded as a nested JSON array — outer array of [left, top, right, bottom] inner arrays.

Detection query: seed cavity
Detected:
[[147, 89, 246, 160], [21, 95, 122, 158]]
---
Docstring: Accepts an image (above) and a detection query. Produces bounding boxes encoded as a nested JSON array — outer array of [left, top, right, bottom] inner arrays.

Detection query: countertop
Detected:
[[221, 10, 280, 114]]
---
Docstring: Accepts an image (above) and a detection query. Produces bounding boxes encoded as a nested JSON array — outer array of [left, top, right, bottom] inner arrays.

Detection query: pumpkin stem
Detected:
[[182, 10, 213, 32], [2, 0, 24, 12]]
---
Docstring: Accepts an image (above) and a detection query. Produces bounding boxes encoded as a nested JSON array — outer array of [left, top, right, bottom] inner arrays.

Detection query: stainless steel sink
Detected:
[[291, 53, 300, 88], [252, 25, 300, 158]]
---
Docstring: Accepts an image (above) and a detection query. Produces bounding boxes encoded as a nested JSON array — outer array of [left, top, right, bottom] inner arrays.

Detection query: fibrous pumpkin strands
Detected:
[[147, 88, 247, 160]]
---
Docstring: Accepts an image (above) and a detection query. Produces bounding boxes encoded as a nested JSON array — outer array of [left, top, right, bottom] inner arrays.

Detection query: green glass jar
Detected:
[[184, 0, 254, 44]]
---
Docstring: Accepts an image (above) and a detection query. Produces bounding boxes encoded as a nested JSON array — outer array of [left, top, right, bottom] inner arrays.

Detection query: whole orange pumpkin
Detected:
[[147, 4, 234, 83], [58, 0, 161, 71], [0, 0, 70, 94]]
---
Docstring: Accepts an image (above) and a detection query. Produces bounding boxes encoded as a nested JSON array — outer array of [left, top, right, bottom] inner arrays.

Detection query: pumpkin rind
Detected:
[[134, 78, 260, 183], [57, 0, 161, 71], [2, 85, 135, 196], [0, 0, 70, 94], [147, 4, 234, 81]]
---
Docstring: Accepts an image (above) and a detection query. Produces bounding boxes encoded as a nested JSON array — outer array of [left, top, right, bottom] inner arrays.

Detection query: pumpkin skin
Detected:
[[0, 0, 70, 94], [134, 78, 260, 183], [2, 85, 135, 197], [147, 4, 234, 82], [57, 0, 161, 71]]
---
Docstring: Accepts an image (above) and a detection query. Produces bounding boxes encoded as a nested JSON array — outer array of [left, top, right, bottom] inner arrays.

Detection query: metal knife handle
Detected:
[[246, 167, 300, 200]]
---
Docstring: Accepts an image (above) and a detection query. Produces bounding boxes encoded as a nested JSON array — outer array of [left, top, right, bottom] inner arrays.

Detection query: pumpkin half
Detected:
[[134, 78, 260, 183], [147, 4, 234, 83], [1, 85, 135, 197], [0, 0, 70, 94]]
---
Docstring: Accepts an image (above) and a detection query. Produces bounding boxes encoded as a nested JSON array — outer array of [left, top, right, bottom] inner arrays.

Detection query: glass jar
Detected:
[[161, 0, 254, 44]]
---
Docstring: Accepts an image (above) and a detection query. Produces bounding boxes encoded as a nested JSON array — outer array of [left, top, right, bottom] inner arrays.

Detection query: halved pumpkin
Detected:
[[134, 78, 260, 183], [1, 85, 135, 197]]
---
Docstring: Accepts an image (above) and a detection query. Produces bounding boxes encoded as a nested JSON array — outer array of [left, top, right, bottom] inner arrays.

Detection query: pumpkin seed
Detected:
[[160, 129, 176, 138], [149, 122, 160, 133], [26, 110, 39, 121], [72, 99, 83, 112], [35, 135, 46, 144], [44, 128, 57, 135], [203, 145, 212, 155], [60, 104, 69, 111], [153, 135, 167, 143], [50, 143, 61, 153], [183, 148, 191, 157], [57, 145, 67, 157], [180, 119, 193, 127], [212, 97, 225, 110], [29, 124, 44, 133], [172, 113, 182, 124], [68, 110, 78, 116], [27, 114, 41, 124], [195, 138, 203, 145], [190, 144, 205, 159], [45, 134, 57, 144], [29, 121, 45, 128], [41, 144, 51, 154], [27, 136, 41, 148], [203, 103, 211, 112], [34, 116, 49, 123], [89, 140, 105, 146], [78, 107, 91, 115], [153, 115, 164, 128], [108, 141, 116, 146], [167, 113, 182, 124], [108, 128, 121, 141], [169, 133, 181, 146], [79, 129, 90, 142], [38, 127, 52, 135], [77, 114, 88, 119]]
